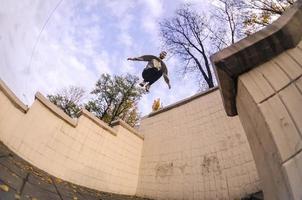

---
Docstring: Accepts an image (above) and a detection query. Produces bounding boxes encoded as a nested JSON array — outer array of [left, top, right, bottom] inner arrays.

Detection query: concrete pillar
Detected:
[[211, 1, 302, 199]]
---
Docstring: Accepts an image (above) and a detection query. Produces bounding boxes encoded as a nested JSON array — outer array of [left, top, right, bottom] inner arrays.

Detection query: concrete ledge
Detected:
[[111, 119, 144, 140], [81, 109, 117, 136], [210, 0, 302, 116], [0, 78, 144, 139], [0, 79, 28, 113], [35, 92, 137, 136], [35, 92, 78, 127], [144, 87, 219, 118]]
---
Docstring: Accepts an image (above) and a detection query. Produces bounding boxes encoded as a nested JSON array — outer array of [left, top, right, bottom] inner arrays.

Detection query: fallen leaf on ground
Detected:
[[0, 184, 9, 192], [55, 178, 63, 183]]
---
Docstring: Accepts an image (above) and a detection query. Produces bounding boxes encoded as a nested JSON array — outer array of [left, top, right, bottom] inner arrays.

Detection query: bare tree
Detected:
[[160, 5, 215, 89], [210, 0, 246, 48], [212, 0, 237, 45], [47, 86, 85, 118], [210, 0, 295, 45]]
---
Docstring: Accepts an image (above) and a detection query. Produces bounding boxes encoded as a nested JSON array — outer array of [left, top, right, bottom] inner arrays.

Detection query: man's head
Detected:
[[159, 51, 167, 59]]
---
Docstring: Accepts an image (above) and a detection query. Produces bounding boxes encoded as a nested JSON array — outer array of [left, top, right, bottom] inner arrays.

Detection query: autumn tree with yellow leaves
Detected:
[[85, 74, 145, 127], [243, 0, 295, 35], [211, 0, 295, 47]]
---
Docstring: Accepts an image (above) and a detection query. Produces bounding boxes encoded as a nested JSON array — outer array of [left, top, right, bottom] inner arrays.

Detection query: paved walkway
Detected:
[[0, 141, 150, 200]]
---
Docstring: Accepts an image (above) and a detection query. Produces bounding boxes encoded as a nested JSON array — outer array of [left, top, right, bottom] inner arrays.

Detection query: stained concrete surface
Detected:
[[0, 141, 151, 200]]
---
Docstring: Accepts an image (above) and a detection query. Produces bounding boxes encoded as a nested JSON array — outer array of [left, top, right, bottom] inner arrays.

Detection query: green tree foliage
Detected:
[[47, 86, 85, 118], [85, 74, 145, 127]]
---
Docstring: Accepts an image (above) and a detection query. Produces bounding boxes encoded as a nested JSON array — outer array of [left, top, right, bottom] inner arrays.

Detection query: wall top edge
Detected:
[[80, 109, 117, 136], [211, 0, 302, 66], [210, 0, 302, 116], [142, 87, 219, 119], [111, 120, 144, 140], [35, 92, 78, 127], [0, 79, 28, 113], [0, 78, 143, 138], [35, 93, 139, 137]]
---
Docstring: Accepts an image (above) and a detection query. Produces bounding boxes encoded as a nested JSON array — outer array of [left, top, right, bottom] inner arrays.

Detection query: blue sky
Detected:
[[0, 0, 215, 115]]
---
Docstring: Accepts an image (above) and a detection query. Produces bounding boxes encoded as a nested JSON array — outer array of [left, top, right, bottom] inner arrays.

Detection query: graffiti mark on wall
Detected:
[[201, 155, 221, 176], [155, 162, 174, 178]]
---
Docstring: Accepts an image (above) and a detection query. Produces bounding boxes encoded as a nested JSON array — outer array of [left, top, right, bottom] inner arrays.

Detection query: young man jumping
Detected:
[[127, 51, 171, 92]]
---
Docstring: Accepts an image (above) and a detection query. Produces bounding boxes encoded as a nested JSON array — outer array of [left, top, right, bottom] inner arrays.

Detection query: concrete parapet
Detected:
[[212, 1, 302, 199], [0, 79, 143, 195], [211, 0, 302, 117], [35, 91, 78, 127], [0, 79, 28, 113]]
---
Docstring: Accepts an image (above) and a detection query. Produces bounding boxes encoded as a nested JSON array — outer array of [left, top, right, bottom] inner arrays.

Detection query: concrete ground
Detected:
[[0, 141, 150, 200]]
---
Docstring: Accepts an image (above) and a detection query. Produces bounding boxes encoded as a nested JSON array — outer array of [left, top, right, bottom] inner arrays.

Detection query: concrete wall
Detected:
[[137, 89, 260, 200], [211, 1, 302, 199], [237, 40, 302, 200], [0, 79, 144, 195]]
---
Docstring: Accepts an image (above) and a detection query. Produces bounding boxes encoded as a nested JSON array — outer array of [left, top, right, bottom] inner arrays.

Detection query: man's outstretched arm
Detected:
[[127, 55, 155, 62], [127, 57, 142, 61], [163, 74, 171, 89]]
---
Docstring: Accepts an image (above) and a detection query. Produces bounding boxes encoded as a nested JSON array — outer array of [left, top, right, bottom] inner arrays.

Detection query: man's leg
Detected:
[[141, 68, 153, 89], [145, 82, 151, 92], [144, 69, 163, 92], [141, 68, 162, 92]]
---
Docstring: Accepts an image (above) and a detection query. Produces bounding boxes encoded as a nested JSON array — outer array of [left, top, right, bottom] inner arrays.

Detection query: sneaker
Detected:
[[139, 82, 145, 87]]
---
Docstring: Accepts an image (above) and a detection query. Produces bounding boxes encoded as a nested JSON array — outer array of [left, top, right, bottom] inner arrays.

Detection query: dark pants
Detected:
[[142, 68, 163, 85]]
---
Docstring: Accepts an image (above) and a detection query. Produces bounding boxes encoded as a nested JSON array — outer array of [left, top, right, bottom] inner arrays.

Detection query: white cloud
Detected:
[[119, 32, 133, 48], [116, 14, 134, 48], [0, 1, 61, 103], [140, 0, 163, 41], [1, 0, 214, 116], [143, 0, 163, 17], [0, 0, 105, 104], [94, 51, 112, 75], [22, 25, 98, 99], [120, 59, 137, 74], [104, 0, 135, 19]]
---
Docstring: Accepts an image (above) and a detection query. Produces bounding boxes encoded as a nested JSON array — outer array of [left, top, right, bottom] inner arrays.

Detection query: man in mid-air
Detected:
[[127, 51, 171, 92]]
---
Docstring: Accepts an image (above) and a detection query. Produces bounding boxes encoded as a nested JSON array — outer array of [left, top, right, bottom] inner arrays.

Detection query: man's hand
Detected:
[[128, 57, 138, 61]]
